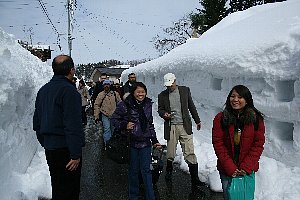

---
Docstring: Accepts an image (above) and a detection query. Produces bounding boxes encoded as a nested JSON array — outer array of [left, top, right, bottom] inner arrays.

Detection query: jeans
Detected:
[[45, 148, 82, 200], [129, 146, 154, 200], [101, 113, 113, 144]]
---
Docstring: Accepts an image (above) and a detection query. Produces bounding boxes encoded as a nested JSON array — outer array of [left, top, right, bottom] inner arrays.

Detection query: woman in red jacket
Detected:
[[212, 85, 265, 200]]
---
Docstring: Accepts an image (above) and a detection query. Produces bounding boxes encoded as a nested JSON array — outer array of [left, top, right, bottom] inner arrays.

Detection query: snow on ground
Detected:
[[1, 0, 300, 199]]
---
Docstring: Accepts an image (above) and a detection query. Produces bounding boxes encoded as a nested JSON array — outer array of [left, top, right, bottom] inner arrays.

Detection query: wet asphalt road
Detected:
[[79, 116, 224, 200]]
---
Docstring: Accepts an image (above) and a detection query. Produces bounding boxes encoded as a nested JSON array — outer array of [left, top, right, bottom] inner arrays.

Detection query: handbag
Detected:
[[227, 172, 255, 200], [106, 102, 131, 164], [106, 129, 129, 164]]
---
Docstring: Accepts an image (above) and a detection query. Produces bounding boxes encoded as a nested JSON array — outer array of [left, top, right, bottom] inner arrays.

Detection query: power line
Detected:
[[77, 3, 151, 58], [37, 0, 63, 53]]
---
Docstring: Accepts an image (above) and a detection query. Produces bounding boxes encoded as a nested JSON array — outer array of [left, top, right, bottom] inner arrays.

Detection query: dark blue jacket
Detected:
[[111, 95, 159, 148], [33, 75, 85, 159]]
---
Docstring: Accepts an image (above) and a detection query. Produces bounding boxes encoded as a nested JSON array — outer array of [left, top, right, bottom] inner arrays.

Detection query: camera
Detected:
[[170, 111, 176, 116]]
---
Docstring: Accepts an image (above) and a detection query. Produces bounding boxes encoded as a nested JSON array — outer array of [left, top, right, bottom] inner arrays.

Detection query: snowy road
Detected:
[[79, 116, 223, 200]]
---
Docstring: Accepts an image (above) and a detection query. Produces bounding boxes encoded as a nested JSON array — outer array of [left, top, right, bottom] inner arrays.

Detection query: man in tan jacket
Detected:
[[94, 80, 121, 146]]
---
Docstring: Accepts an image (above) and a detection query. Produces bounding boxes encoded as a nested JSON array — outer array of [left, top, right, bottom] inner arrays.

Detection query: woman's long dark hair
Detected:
[[130, 82, 147, 96], [225, 85, 263, 119]]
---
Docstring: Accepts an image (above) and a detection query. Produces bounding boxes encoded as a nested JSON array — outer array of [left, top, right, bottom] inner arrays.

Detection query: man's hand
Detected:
[[196, 122, 201, 130], [66, 158, 80, 171], [163, 112, 171, 120]]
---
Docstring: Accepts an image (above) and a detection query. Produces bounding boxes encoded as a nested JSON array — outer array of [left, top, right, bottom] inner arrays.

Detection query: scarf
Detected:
[[221, 107, 257, 131], [135, 100, 148, 132]]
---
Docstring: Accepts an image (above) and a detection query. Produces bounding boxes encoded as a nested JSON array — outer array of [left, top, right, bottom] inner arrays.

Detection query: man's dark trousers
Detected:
[[45, 148, 82, 200]]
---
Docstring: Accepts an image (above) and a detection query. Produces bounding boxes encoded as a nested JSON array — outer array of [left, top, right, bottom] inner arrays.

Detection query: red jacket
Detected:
[[212, 112, 265, 176]]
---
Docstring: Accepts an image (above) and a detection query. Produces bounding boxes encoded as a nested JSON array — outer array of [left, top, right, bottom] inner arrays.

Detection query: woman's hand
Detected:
[[238, 169, 247, 176], [153, 143, 162, 149], [232, 169, 240, 177], [232, 169, 247, 177], [127, 122, 134, 130]]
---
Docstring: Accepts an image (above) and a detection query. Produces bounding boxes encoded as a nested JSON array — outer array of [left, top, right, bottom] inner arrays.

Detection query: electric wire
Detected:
[[37, 0, 62, 52], [77, 3, 151, 58]]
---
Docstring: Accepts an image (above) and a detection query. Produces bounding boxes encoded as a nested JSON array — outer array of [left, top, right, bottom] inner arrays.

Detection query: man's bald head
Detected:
[[52, 55, 74, 76]]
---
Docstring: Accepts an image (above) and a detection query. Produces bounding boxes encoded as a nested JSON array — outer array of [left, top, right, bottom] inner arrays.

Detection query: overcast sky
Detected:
[[0, 0, 199, 64]]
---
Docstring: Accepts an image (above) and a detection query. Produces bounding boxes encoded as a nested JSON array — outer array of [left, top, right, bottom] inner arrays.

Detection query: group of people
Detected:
[[33, 55, 265, 200]]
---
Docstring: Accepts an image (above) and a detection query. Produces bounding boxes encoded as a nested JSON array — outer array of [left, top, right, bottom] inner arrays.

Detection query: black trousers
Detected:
[[45, 148, 82, 200]]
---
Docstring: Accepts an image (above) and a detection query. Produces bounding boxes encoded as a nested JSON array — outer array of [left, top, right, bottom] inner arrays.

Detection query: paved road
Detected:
[[79, 118, 224, 200]]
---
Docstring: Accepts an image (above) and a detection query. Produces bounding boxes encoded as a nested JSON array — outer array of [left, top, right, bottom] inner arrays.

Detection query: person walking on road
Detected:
[[112, 82, 161, 200], [91, 73, 108, 109], [94, 80, 121, 146], [122, 72, 136, 100], [33, 55, 85, 200], [78, 79, 90, 125], [212, 85, 265, 200], [157, 73, 205, 188]]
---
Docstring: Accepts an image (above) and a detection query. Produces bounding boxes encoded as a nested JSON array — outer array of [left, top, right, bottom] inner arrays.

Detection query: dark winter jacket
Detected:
[[33, 75, 85, 159], [123, 80, 134, 94], [157, 86, 201, 140], [111, 95, 159, 148], [212, 108, 265, 176], [91, 80, 104, 103]]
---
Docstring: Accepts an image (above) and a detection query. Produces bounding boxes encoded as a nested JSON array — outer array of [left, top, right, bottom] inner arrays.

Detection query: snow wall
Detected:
[[121, 0, 300, 167], [0, 28, 52, 198]]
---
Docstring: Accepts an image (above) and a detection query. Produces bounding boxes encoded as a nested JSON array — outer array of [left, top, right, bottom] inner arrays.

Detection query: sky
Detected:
[[0, 0, 199, 64], [1, 0, 300, 199]]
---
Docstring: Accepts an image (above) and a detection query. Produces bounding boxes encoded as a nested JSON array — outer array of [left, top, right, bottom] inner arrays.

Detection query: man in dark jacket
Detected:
[[33, 55, 85, 200], [122, 72, 136, 100], [158, 73, 205, 188], [91, 73, 108, 106]]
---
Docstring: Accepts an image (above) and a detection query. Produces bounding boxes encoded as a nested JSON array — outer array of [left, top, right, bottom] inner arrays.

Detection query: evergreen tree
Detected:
[[191, 0, 229, 34]]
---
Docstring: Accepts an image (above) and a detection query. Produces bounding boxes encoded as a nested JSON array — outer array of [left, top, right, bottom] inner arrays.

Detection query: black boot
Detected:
[[188, 163, 206, 187], [165, 159, 173, 181]]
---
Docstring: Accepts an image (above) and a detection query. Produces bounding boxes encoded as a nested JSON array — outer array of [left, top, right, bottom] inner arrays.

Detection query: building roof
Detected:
[[94, 67, 128, 75]]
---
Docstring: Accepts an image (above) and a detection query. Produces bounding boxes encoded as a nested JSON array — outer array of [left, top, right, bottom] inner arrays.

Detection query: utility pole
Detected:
[[67, 0, 73, 57]]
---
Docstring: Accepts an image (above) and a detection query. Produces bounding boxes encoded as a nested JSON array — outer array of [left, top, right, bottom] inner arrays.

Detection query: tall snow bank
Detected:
[[0, 28, 52, 199]]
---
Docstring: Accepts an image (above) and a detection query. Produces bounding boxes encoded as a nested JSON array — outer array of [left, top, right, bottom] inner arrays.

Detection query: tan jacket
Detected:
[[94, 90, 121, 119], [78, 86, 90, 106]]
